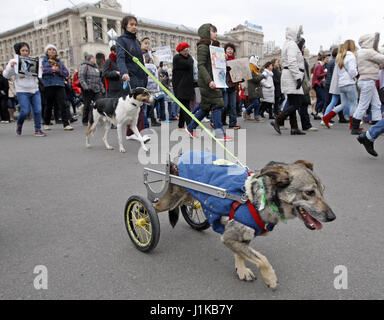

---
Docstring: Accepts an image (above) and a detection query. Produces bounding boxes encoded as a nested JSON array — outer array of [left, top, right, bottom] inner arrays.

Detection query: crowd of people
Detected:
[[1, 16, 384, 155]]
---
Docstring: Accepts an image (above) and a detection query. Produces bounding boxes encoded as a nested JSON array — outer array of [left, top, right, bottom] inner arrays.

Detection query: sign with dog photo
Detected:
[[14, 54, 41, 77], [209, 46, 227, 88]]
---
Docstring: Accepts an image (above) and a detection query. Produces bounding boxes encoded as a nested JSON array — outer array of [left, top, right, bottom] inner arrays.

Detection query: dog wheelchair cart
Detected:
[[124, 158, 249, 253]]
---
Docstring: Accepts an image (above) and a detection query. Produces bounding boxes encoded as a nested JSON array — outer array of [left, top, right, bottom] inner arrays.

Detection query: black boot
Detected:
[[357, 133, 378, 157], [291, 128, 306, 135], [338, 111, 348, 123], [151, 119, 161, 127], [270, 120, 281, 135], [351, 118, 362, 135]]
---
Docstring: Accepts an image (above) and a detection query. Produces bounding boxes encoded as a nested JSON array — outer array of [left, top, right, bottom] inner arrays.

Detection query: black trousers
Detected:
[[0, 96, 10, 121], [82, 90, 103, 124], [276, 94, 304, 129], [260, 101, 274, 118], [178, 98, 192, 128], [44, 86, 70, 127], [298, 94, 312, 130]]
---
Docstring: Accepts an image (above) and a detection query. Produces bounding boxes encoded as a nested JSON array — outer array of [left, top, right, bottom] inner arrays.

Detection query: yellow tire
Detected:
[[124, 196, 160, 252]]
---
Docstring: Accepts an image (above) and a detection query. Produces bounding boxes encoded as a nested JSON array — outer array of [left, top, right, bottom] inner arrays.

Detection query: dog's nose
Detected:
[[326, 209, 336, 222]]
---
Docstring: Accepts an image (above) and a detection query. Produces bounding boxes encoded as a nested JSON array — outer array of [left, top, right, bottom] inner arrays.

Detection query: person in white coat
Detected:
[[322, 40, 359, 130], [260, 61, 275, 119], [351, 33, 384, 135], [271, 25, 306, 135]]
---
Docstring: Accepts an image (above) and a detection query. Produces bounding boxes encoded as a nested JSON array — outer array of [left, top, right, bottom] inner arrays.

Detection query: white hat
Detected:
[[249, 55, 260, 68], [44, 44, 58, 54]]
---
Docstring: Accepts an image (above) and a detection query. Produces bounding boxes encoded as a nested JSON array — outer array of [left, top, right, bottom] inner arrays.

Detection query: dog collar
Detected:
[[253, 178, 287, 224]]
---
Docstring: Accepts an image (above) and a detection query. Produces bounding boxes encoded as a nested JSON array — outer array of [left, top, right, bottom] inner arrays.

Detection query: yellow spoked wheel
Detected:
[[181, 201, 210, 231], [124, 196, 160, 252]]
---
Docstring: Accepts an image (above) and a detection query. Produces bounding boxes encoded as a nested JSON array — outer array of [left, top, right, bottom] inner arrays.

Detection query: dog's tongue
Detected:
[[303, 213, 323, 230]]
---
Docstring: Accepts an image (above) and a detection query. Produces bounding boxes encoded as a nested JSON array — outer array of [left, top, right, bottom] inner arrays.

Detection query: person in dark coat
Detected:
[[102, 45, 123, 98], [116, 15, 148, 140], [0, 67, 10, 122], [271, 58, 283, 116], [172, 42, 195, 129]]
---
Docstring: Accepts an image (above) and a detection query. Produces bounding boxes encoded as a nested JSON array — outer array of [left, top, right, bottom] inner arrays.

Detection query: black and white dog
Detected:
[[86, 88, 153, 153]]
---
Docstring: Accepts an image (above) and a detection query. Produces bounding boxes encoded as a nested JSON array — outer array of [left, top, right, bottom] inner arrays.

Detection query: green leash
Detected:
[[132, 57, 248, 171], [254, 178, 287, 224]]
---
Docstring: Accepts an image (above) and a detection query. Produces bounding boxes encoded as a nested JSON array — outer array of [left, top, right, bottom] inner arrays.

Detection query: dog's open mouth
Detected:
[[296, 207, 323, 231]]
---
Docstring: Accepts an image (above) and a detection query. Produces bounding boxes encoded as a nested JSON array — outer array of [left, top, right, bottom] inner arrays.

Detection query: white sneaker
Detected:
[[43, 125, 52, 131], [202, 117, 210, 123], [321, 121, 333, 127], [64, 125, 74, 131], [306, 127, 318, 132], [126, 134, 139, 141], [143, 135, 151, 143]]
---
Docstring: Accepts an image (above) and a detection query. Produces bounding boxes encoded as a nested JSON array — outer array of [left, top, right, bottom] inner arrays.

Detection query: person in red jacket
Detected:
[[312, 54, 328, 117], [72, 71, 82, 95]]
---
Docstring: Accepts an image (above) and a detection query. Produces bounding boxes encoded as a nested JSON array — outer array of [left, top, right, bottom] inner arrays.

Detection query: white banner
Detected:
[[226, 58, 252, 83], [209, 46, 227, 88], [152, 46, 173, 64]]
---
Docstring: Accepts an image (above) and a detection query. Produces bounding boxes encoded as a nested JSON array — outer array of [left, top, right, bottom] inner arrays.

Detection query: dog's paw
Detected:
[[106, 146, 114, 151], [236, 267, 256, 282], [119, 147, 126, 153], [263, 270, 278, 290]]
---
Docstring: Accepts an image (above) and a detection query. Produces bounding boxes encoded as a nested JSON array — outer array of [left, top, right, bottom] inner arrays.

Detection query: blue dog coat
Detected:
[[178, 151, 273, 235]]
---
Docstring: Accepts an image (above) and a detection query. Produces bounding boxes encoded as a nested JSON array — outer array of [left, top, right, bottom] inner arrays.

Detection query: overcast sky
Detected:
[[1, 0, 383, 53]]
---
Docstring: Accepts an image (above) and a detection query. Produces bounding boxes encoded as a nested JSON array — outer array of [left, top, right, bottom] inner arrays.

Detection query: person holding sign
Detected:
[[222, 43, 241, 130], [41, 44, 72, 131], [3, 42, 45, 136], [186, 23, 232, 141]]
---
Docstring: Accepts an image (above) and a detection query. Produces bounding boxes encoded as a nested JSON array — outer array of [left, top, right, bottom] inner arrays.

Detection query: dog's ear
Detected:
[[294, 160, 314, 171], [258, 165, 291, 188]]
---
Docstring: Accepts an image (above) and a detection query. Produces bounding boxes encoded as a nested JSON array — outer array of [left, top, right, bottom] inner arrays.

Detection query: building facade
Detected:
[[0, 0, 265, 71]]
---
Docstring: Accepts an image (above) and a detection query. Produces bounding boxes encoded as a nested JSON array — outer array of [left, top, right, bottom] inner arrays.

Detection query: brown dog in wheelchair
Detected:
[[154, 160, 336, 290]]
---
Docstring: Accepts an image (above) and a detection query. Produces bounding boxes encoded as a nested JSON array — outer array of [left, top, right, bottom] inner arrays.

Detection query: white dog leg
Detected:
[[117, 123, 126, 153], [131, 126, 149, 152], [102, 121, 114, 150], [86, 111, 100, 148]]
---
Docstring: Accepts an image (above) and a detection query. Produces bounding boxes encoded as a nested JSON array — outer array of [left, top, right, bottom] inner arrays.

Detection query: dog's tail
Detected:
[[169, 208, 180, 228]]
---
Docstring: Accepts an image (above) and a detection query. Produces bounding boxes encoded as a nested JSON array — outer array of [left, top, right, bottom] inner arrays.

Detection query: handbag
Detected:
[[302, 76, 311, 95]]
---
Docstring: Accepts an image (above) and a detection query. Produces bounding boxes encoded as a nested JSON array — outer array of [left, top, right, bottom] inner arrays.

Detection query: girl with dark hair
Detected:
[[116, 15, 149, 142], [222, 42, 240, 129], [259, 61, 275, 119], [312, 54, 328, 117], [3, 42, 46, 136]]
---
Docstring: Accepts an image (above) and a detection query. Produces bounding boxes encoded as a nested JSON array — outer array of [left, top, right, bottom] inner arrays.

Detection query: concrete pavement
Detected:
[[0, 116, 383, 300]]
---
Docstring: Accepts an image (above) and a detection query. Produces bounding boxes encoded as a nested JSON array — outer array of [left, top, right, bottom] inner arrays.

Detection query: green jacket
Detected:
[[197, 24, 224, 111], [247, 72, 265, 100]]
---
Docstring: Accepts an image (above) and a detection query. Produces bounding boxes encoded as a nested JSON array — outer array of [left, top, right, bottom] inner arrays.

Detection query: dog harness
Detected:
[[178, 151, 276, 236]]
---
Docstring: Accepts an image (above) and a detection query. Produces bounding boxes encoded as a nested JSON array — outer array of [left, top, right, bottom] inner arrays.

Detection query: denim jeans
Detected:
[[314, 85, 326, 114], [143, 104, 149, 128], [167, 102, 177, 119], [324, 94, 340, 116], [187, 104, 224, 138], [354, 80, 383, 121], [223, 89, 237, 127], [336, 84, 358, 116], [367, 118, 384, 141], [246, 98, 261, 118], [17, 91, 42, 131], [155, 97, 166, 121]]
